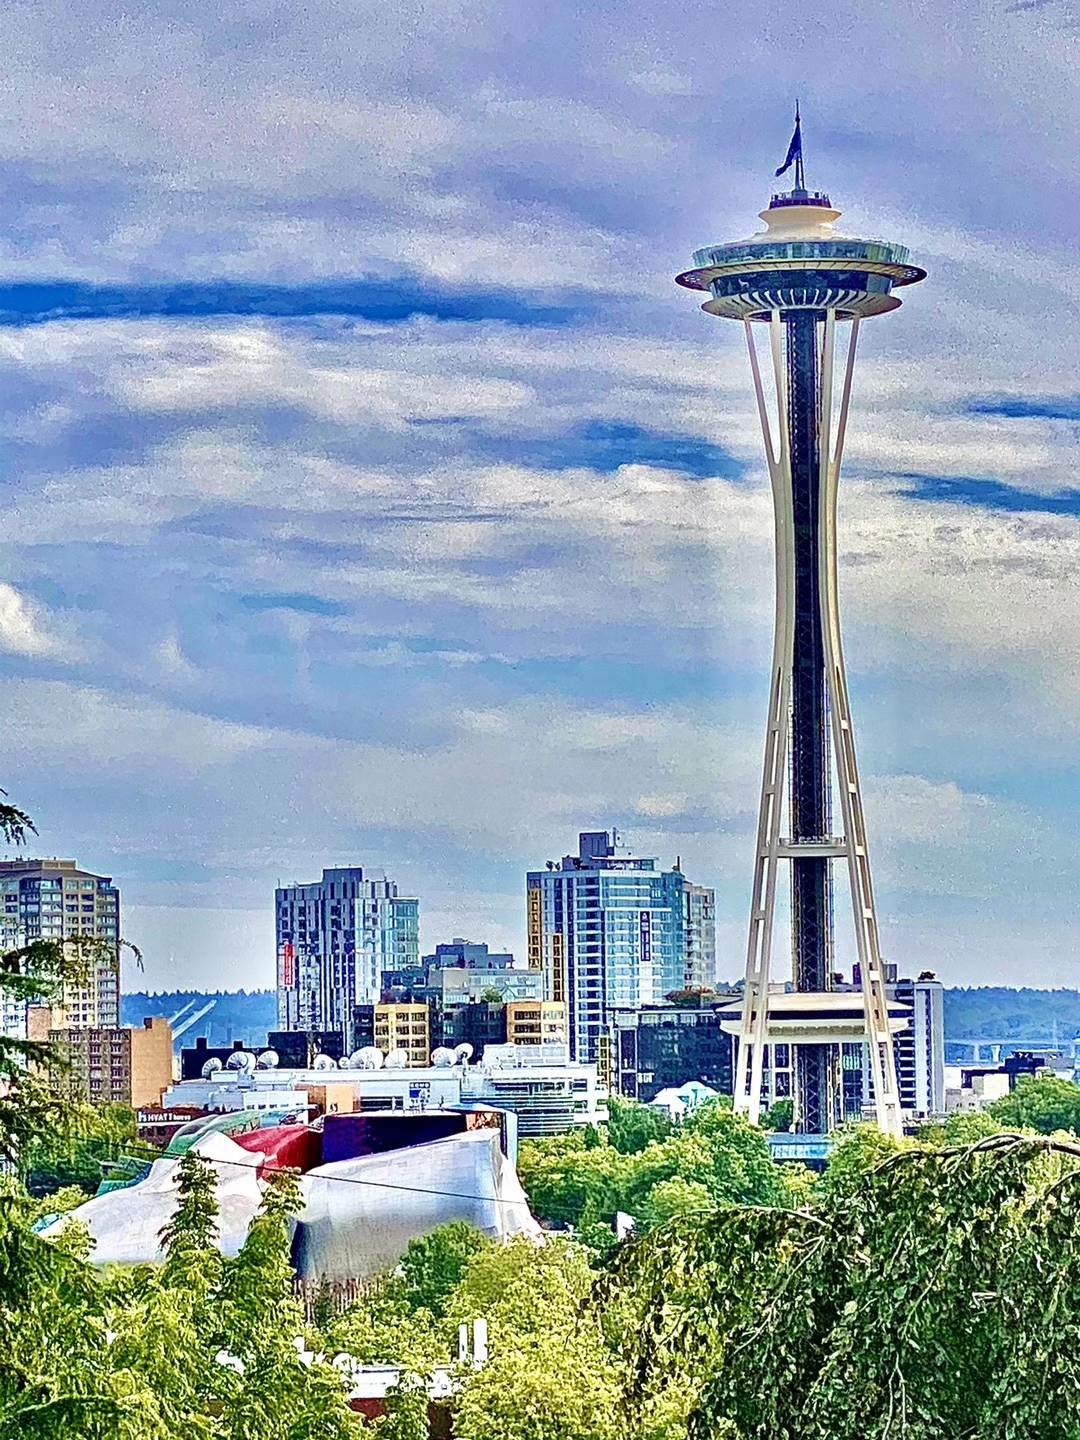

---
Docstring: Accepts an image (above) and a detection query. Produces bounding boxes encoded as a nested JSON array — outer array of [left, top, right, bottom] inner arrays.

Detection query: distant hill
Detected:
[[121, 989, 277, 1050], [122, 985, 1080, 1053], [943, 987, 1080, 1043]]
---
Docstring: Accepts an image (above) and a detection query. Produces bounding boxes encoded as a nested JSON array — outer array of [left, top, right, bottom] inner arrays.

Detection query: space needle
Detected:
[[676, 112, 925, 1138]]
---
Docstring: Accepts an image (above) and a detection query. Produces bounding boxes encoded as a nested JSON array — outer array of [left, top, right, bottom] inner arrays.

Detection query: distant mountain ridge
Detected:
[[121, 989, 277, 1050], [122, 985, 1080, 1050], [943, 987, 1080, 1042]]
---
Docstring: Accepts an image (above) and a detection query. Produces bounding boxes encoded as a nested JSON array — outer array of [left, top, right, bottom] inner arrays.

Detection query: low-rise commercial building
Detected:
[[162, 1043, 605, 1138], [610, 1002, 735, 1103], [372, 1003, 430, 1065], [34, 1014, 172, 1108], [506, 1000, 567, 1046]]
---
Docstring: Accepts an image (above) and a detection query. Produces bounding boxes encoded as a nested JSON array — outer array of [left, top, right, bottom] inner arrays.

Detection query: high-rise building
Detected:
[[0, 858, 120, 1037], [276, 867, 419, 1052], [676, 116, 925, 1137], [876, 969, 945, 1118], [527, 830, 711, 1062], [683, 884, 716, 990]]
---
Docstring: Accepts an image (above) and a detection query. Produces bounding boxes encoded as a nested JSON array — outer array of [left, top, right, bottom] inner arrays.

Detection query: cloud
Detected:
[[0, 583, 64, 657]]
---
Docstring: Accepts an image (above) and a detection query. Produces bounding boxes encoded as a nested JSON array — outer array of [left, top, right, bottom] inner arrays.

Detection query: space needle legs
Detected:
[[734, 309, 903, 1140]]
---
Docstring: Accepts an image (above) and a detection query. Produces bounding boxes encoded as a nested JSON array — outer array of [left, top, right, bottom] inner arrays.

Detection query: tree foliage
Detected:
[[610, 1132, 1080, 1440], [988, 1071, 1080, 1135], [20, 1102, 156, 1198], [517, 1098, 787, 1233], [604, 1096, 672, 1155], [0, 1153, 363, 1440]]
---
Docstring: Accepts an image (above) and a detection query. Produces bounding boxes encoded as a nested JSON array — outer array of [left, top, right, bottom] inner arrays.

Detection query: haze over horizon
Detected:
[[2, 0, 1080, 992]]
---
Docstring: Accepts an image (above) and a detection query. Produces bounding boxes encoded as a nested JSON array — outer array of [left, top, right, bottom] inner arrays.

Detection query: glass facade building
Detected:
[[275, 867, 419, 1052], [527, 830, 714, 1062]]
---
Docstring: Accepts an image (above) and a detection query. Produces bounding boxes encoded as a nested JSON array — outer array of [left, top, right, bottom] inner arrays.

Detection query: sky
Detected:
[[3, 0, 1080, 992]]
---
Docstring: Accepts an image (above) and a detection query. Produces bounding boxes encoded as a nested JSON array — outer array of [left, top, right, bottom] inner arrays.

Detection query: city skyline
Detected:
[[2, 0, 1080, 992]]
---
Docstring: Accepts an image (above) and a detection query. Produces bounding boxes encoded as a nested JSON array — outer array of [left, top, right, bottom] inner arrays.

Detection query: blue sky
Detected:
[[3, 0, 1080, 989]]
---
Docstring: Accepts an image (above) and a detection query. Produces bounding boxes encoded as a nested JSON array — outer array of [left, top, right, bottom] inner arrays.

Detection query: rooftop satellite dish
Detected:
[[312, 1053, 336, 1071], [226, 1051, 256, 1072], [201, 1057, 223, 1078], [431, 1046, 456, 1068], [343, 1050, 366, 1069], [453, 1043, 474, 1066], [256, 1050, 279, 1070], [384, 1047, 409, 1069], [358, 1045, 384, 1070]]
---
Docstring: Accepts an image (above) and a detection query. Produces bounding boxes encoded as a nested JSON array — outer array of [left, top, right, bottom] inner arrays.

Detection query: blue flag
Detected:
[[775, 112, 802, 178]]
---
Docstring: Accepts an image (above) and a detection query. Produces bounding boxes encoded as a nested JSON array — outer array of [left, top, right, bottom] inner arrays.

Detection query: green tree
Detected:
[[21, 1102, 156, 1198], [450, 1235, 619, 1440], [761, 1097, 793, 1132], [517, 1132, 632, 1228], [636, 1176, 716, 1228], [816, 1121, 907, 1200], [605, 1095, 672, 1155], [393, 1219, 489, 1319], [989, 1071, 1080, 1134], [611, 1131, 1080, 1440], [519, 1100, 784, 1231]]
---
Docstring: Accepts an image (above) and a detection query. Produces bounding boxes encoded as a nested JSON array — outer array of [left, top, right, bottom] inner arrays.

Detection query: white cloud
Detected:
[[0, 583, 64, 657]]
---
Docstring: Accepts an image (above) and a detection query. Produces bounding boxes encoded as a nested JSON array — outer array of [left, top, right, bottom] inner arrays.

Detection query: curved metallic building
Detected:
[[677, 176, 924, 1137]]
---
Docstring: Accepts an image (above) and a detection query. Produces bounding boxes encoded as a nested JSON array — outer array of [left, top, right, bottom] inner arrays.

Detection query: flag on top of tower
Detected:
[[775, 105, 803, 178]]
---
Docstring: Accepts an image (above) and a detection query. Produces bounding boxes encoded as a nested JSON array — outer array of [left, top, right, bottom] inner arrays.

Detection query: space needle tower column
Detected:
[[676, 117, 925, 1137]]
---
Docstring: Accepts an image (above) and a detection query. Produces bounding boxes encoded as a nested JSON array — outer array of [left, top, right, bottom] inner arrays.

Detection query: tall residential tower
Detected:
[[0, 858, 120, 1037], [275, 866, 419, 1052], [527, 830, 714, 1062], [676, 122, 925, 1136]]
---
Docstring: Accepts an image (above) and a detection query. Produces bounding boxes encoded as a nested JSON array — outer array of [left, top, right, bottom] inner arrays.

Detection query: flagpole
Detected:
[[794, 102, 804, 191]]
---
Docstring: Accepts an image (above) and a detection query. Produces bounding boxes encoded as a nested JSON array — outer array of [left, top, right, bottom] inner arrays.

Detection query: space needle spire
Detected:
[[676, 117, 925, 1138]]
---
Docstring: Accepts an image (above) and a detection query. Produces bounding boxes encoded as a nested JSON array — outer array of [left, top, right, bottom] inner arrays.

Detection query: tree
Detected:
[[605, 1095, 672, 1155], [21, 1102, 156, 1198], [636, 1176, 716, 1228], [989, 1071, 1080, 1134], [0, 1149, 365, 1438], [761, 1097, 793, 1132], [450, 1235, 620, 1440], [393, 1219, 489, 1319], [610, 1132, 1080, 1440], [519, 1099, 787, 1232]]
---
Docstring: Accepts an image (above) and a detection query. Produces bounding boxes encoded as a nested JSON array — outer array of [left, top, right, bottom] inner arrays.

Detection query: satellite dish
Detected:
[[226, 1051, 256, 1072], [358, 1046, 384, 1070], [453, 1043, 474, 1065], [312, 1053, 336, 1071], [256, 1050, 279, 1070], [431, 1046, 456, 1068], [341, 1050, 364, 1069], [201, 1058, 223, 1078], [384, 1048, 409, 1069]]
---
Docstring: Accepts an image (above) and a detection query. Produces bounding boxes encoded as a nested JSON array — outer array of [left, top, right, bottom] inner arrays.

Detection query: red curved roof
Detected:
[[233, 1124, 322, 1174]]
